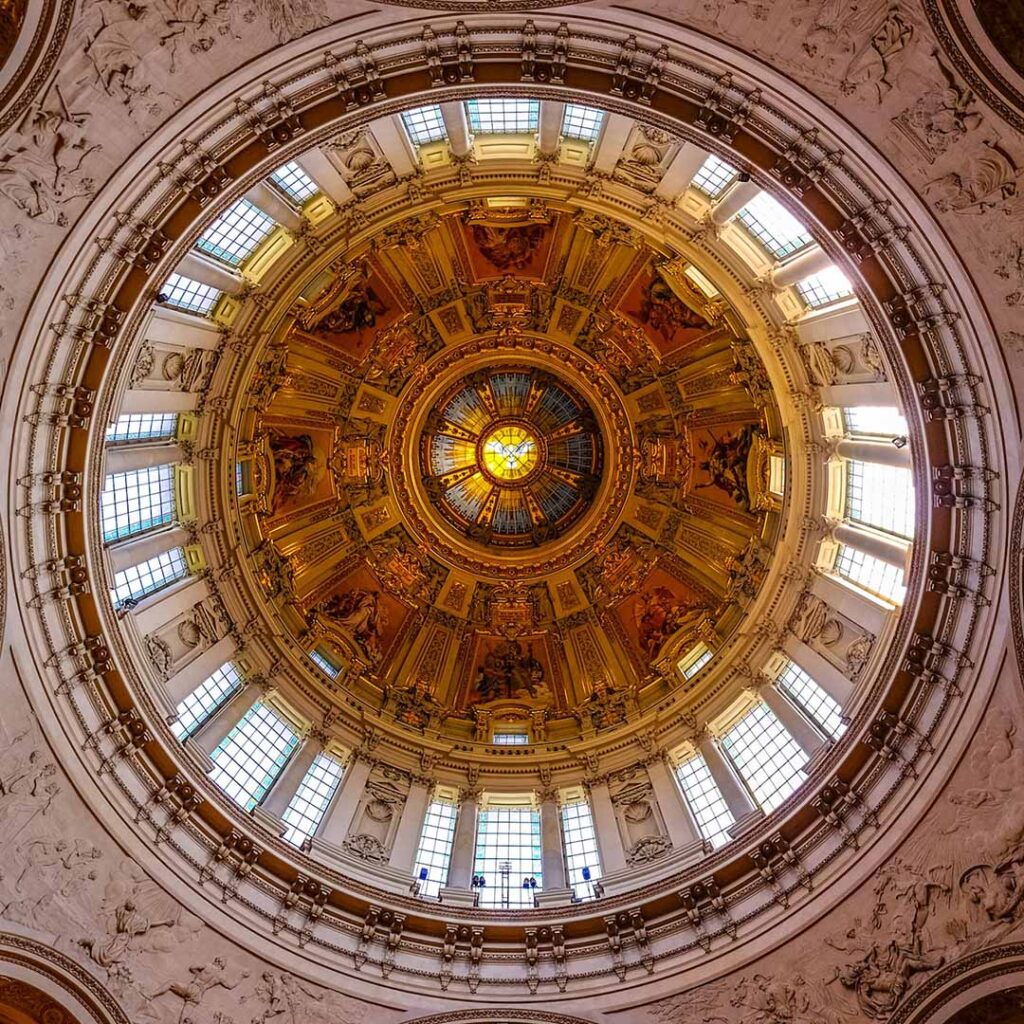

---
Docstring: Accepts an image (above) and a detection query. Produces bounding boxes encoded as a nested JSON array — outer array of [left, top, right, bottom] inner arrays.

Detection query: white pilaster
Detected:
[[586, 779, 627, 873], [164, 636, 236, 706], [176, 251, 246, 295], [259, 734, 322, 819], [590, 113, 632, 174], [833, 522, 910, 570], [108, 526, 189, 573], [772, 245, 833, 287], [699, 736, 757, 820], [191, 680, 262, 753], [781, 635, 854, 704], [646, 756, 700, 849], [294, 148, 354, 206], [104, 445, 181, 474], [654, 142, 709, 200], [120, 390, 198, 414], [445, 790, 479, 888], [369, 115, 418, 178], [388, 779, 432, 874], [758, 687, 826, 758], [539, 793, 567, 889], [537, 101, 565, 156], [709, 178, 761, 225], [318, 755, 372, 845], [836, 438, 911, 468], [244, 181, 304, 233]]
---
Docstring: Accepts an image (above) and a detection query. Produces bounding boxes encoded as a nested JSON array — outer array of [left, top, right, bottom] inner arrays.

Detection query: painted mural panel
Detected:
[[461, 214, 557, 280], [618, 266, 713, 358], [691, 421, 762, 513], [613, 566, 706, 660], [314, 563, 410, 667], [265, 426, 332, 515], [459, 631, 562, 710]]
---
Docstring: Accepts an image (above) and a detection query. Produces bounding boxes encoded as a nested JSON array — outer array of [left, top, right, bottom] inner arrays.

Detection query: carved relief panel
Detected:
[[799, 332, 887, 387], [787, 590, 875, 683], [344, 766, 409, 863], [609, 766, 671, 865], [144, 596, 229, 683]]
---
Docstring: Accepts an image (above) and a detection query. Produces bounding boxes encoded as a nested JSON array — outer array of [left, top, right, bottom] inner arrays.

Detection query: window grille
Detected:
[[473, 805, 542, 907], [282, 753, 345, 846], [796, 266, 853, 308], [158, 273, 221, 315], [674, 752, 735, 848], [110, 547, 188, 608], [492, 733, 529, 746], [465, 98, 540, 134], [721, 703, 808, 812], [679, 644, 713, 680], [401, 105, 448, 145], [736, 192, 813, 259], [269, 161, 319, 203], [100, 465, 176, 542], [412, 799, 459, 899], [561, 104, 605, 141], [106, 414, 178, 445], [171, 663, 242, 740], [309, 649, 341, 678], [845, 460, 915, 539], [560, 798, 602, 899], [208, 701, 298, 811], [843, 406, 909, 439], [834, 544, 906, 604], [692, 154, 738, 197], [776, 661, 846, 740], [195, 198, 275, 266]]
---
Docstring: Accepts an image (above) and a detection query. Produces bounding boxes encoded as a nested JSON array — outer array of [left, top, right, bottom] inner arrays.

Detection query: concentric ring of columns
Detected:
[[8, 14, 1005, 1006]]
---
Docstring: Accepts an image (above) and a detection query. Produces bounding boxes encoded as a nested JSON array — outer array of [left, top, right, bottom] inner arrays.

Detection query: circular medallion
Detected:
[[418, 367, 603, 549]]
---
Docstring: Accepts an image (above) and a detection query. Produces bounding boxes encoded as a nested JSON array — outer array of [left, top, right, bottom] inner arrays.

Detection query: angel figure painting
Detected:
[[620, 268, 713, 357], [267, 431, 327, 513], [693, 423, 758, 512], [314, 566, 410, 667], [470, 223, 548, 272], [464, 634, 557, 708], [615, 568, 705, 660]]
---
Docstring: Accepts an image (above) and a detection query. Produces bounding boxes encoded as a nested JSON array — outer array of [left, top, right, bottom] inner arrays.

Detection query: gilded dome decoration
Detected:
[[420, 368, 602, 547]]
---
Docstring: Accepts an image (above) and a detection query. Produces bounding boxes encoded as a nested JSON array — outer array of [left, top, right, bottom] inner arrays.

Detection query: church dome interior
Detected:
[[0, 5, 1021, 1024]]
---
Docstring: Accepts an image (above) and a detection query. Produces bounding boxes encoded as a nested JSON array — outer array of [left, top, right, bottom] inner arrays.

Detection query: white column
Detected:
[[369, 115, 418, 178], [833, 522, 910, 569], [758, 686, 825, 758], [191, 680, 262, 753], [590, 113, 632, 174], [440, 101, 472, 158], [295, 148, 354, 206], [388, 779, 432, 873], [539, 792, 567, 889], [104, 444, 181, 474], [709, 178, 761, 225], [836, 438, 911, 468], [176, 251, 245, 295], [244, 181, 303, 233], [165, 636, 236, 706], [132, 576, 209, 636], [318, 755, 372, 845], [699, 735, 757, 820], [772, 245, 833, 287], [646, 756, 700, 848], [537, 100, 564, 156], [655, 142, 709, 200], [782, 636, 854, 705], [108, 526, 189, 573], [586, 779, 627, 873], [259, 734, 321, 818]]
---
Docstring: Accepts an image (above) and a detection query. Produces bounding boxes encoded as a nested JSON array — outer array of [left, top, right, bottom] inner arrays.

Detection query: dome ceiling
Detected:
[[240, 203, 782, 732]]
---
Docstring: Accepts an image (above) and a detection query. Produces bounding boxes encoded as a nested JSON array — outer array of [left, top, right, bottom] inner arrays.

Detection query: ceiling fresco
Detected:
[[241, 203, 783, 732]]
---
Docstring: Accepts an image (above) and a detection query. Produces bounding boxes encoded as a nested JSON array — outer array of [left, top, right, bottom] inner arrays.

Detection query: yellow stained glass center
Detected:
[[481, 425, 539, 482]]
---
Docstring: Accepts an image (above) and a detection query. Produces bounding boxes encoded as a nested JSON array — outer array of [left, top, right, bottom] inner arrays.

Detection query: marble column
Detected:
[[758, 685, 826, 758], [176, 251, 245, 295], [586, 779, 627, 873], [190, 680, 262, 754], [440, 101, 472, 157], [294, 148, 354, 206], [836, 437, 911, 468], [318, 755, 372, 846], [105, 444, 181, 474], [771, 244, 833, 287], [699, 735, 757, 820], [259, 733, 321, 819], [654, 142, 708, 200], [388, 779, 432, 874], [646, 756, 701, 849], [833, 522, 910, 569], [108, 526, 189, 574], [709, 178, 761, 224], [164, 636, 236, 706], [244, 181, 303, 233], [537, 101, 565, 155], [539, 791, 567, 889], [445, 789, 480, 888]]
